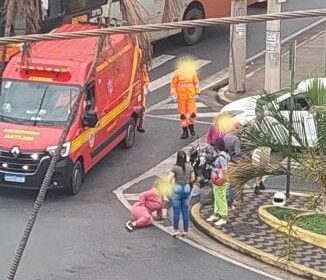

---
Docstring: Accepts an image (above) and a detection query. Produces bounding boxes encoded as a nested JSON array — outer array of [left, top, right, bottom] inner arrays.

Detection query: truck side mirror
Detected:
[[83, 110, 98, 128]]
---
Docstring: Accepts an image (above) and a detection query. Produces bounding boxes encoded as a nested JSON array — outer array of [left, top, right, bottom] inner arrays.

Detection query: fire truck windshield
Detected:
[[0, 80, 80, 126]]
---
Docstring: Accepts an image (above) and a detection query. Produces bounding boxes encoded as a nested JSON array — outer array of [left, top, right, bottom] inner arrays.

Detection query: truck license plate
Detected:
[[4, 174, 25, 183]]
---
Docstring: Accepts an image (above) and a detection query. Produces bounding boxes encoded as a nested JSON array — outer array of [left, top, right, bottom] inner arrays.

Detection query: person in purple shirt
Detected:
[[207, 124, 225, 146]]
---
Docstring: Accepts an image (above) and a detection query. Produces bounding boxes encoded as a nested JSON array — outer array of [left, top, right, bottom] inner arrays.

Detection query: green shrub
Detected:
[[297, 214, 326, 235], [266, 207, 326, 235], [267, 207, 302, 221]]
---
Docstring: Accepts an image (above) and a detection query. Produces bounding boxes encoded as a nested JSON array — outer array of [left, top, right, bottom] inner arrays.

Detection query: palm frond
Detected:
[[3, 0, 40, 65], [227, 154, 288, 189], [162, 0, 182, 23], [297, 149, 326, 190], [4, 0, 40, 34], [305, 79, 326, 152], [120, 0, 152, 66], [243, 89, 317, 160], [305, 78, 326, 106]]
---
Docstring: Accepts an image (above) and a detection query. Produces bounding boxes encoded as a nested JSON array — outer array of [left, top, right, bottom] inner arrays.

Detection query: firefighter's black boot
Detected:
[[137, 126, 146, 133], [180, 127, 189, 139], [188, 124, 196, 136]]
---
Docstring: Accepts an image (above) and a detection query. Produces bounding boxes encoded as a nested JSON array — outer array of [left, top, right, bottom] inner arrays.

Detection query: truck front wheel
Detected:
[[124, 119, 136, 148], [66, 161, 83, 195], [183, 7, 205, 45]]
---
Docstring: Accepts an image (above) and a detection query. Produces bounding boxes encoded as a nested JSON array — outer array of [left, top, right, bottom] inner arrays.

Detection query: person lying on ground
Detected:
[[125, 182, 164, 232]]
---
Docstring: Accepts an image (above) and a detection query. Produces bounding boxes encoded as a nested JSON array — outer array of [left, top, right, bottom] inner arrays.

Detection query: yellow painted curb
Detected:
[[258, 206, 326, 249], [191, 203, 326, 280]]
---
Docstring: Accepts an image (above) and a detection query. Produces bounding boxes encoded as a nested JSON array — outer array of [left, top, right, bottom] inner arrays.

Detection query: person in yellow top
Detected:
[[170, 60, 200, 139], [137, 65, 150, 133]]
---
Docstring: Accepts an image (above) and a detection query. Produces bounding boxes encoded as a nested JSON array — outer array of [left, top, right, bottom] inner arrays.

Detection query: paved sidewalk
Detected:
[[194, 27, 326, 280], [116, 27, 326, 280], [192, 191, 326, 280], [214, 29, 326, 105]]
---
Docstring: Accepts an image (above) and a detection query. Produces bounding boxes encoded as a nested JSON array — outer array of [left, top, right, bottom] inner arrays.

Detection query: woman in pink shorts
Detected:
[[125, 184, 163, 232]]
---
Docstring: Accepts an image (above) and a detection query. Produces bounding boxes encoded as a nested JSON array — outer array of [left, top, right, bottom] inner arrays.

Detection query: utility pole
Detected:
[[228, 0, 247, 94], [264, 0, 285, 93]]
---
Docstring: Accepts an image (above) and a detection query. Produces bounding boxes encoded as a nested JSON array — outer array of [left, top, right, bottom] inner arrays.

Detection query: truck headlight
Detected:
[[46, 142, 71, 158]]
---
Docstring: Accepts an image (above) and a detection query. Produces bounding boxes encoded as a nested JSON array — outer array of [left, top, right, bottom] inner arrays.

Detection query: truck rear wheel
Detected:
[[183, 8, 205, 45], [66, 161, 83, 196], [124, 119, 136, 148]]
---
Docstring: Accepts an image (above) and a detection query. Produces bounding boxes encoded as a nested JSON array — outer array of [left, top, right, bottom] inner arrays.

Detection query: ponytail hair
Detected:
[[176, 150, 187, 172]]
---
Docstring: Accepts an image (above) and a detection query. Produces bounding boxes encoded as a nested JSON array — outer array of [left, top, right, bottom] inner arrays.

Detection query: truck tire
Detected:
[[66, 161, 83, 196], [183, 8, 204, 45], [124, 118, 136, 149]]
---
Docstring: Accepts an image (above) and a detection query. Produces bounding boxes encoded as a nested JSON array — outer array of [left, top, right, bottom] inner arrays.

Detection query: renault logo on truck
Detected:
[[10, 146, 20, 158]]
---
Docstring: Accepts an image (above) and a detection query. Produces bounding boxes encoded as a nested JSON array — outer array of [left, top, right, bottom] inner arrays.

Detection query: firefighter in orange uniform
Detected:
[[170, 63, 200, 139], [137, 65, 150, 133]]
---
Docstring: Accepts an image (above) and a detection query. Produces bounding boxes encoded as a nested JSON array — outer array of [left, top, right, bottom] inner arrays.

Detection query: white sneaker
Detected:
[[214, 219, 227, 226], [206, 215, 219, 222]]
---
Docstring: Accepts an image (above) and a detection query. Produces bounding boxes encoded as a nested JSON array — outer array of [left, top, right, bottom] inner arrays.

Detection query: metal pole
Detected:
[[264, 0, 284, 93], [286, 40, 296, 198], [228, 0, 247, 94]]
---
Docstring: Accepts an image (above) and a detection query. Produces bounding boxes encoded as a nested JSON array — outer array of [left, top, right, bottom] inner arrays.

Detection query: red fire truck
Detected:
[[0, 24, 145, 195]]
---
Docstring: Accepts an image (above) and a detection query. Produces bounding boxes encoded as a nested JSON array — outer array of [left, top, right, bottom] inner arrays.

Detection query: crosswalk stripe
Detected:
[[147, 70, 223, 113], [149, 59, 211, 92], [146, 114, 212, 125], [156, 112, 218, 119], [157, 102, 208, 110], [150, 54, 176, 70]]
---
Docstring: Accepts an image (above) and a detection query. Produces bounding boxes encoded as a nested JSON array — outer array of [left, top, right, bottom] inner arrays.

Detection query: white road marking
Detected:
[[115, 22, 324, 280], [158, 112, 218, 119], [150, 54, 176, 70], [114, 135, 285, 280], [147, 72, 223, 113], [146, 114, 212, 125], [148, 18, 326, 115], [149, 59, 211, 92], [158, 102, 207, 110]]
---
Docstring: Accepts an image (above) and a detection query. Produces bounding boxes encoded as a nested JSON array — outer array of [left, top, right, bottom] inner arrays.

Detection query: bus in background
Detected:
[[0, 0, 107, 62], [101, 0, 266, 45]]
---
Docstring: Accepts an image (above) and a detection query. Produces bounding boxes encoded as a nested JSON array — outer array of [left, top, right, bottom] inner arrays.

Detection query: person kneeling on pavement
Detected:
[[206, 139, 230, 226], [125, 181, 164, 232]]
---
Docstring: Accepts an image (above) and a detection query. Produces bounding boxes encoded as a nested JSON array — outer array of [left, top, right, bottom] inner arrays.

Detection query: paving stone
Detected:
[[199, 192, 326, 273]]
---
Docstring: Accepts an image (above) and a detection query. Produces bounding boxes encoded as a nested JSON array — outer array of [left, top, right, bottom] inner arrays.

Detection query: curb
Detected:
[[258, 206, 326, 249], [216, 87, 235, 105], [191, 203, 326, 280]]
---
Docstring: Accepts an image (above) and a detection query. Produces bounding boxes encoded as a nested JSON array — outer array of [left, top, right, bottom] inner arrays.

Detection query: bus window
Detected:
[[66, 0, 87, 12], [47, 0, 64, 19]]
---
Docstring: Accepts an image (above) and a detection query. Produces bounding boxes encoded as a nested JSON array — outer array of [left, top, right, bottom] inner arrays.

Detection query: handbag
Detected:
[[211, 168, 226, 186]]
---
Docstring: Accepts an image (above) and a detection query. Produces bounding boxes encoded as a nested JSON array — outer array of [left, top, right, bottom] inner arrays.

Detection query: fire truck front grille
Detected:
[[0, 149, 49, 174]]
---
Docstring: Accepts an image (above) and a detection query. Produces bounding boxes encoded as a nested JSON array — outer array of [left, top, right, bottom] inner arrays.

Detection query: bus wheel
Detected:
[[183, 8, 204, 45], [124, 118, 136, 149], [66, 161, 83, 196]]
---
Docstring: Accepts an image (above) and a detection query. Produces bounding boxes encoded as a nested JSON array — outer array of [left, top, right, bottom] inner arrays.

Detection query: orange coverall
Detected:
[[170, 70, 200, 127]]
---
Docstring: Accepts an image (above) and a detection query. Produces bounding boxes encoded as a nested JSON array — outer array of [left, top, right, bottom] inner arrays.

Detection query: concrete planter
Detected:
[[258, 205, 326, 249]]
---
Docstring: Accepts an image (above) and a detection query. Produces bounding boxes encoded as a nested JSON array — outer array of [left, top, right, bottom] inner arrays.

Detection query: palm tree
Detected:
[[162, 0, 182, 23], [228, 78, 326, 211], [0, 0, 40, 73], [119, 0, 152, 66]]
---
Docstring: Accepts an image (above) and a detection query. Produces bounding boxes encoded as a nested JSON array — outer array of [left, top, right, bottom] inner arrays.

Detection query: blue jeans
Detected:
[[171, 184, 191, 232]]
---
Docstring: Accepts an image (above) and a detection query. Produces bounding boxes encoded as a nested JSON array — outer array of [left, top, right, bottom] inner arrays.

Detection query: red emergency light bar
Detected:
[[16, 63, 69, 73]]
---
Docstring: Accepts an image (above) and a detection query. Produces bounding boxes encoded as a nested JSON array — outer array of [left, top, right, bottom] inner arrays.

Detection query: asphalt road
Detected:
[[0, 1, 325, 279]]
